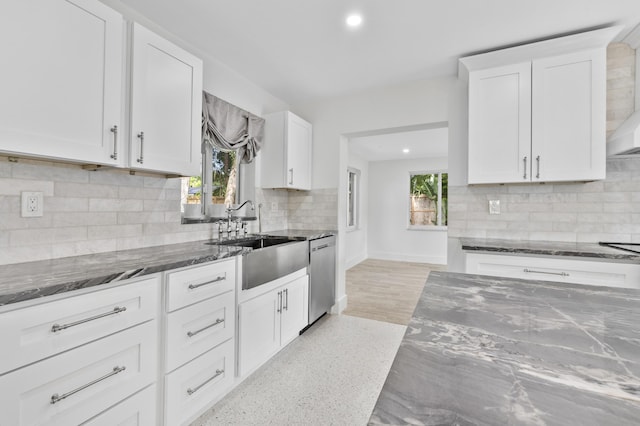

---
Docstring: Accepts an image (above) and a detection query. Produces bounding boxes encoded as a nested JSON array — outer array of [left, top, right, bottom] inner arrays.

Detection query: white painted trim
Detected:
[[623, 22, 640, 49], [459, 26, 622, 78], [368, 251, 447, 265], [345, 252, 368, 270], [331, 294, 348, 314]]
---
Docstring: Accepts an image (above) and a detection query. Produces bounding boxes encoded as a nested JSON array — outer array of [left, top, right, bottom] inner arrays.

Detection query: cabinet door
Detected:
[[286, 113, 312, 190], [0, 0, 123, 165], [280, 275, 309, 346], [238, 289, 281, 377], [468, 63, 532, 184], [532, 49, 606, 182], [0, 321, 157, 426], [83, 385, 157, 426], [130, 23, 203, 176]]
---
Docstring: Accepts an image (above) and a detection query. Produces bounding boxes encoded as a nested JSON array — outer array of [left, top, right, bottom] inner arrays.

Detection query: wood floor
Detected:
[[343, 259, 446, 326]]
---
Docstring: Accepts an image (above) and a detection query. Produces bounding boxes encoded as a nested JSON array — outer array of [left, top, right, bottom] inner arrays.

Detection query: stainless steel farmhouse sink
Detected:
[[205, 236, 309, 290]]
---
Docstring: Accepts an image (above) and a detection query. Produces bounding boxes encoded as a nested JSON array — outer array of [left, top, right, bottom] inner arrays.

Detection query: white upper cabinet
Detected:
[[0, 0, 124, 165], [461, 27, 619, 184], [261, 111, 312, 190], [130, 23, 203, 176], [468, 63, 532, 184], [531, 50, 606, 182]]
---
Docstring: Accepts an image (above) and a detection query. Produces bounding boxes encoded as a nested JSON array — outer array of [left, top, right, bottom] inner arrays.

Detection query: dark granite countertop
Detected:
[[370, 271, 640, 425], [0, 240, 251, 308], [461, 237, 640, 263], [261, 229, 336, 240]]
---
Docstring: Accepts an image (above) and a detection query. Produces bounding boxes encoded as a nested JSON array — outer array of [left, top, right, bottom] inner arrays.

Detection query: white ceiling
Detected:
[[349, 128, 448, 162], [118, 0, 640, 105]]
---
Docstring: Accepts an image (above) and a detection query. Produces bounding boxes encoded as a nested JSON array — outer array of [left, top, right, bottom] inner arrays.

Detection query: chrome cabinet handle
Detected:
[[187, 318, 224, 337], [523, 156, 527, 179], [277, 291, 282, 313], [524, 268, 569, 277], [536, 155, 541, 179], [288, 168, 294, 185], [50, 366, 126, 404], [51, 306, 127, 333], [137, 131, 144, 164], [110, 125, 118, 160], [188, 275, 226, 290], [284, 288, 288, 311], [187, 369, 224, 396]]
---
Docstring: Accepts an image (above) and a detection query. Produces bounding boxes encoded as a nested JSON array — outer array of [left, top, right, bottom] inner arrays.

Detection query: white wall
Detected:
[[367, 157, 448, 265], [345, 151, 368, 269], [293, 76, 456, 313]]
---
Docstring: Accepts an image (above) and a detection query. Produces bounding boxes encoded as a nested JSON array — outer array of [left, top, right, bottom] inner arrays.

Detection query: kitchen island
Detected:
[[369, 272, 640, 425]]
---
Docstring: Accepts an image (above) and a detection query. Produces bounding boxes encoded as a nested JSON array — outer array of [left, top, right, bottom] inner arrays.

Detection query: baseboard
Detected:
[[368, 251, 447, 265], [345, 252, 368, 270], [331, 294, 348, 314]]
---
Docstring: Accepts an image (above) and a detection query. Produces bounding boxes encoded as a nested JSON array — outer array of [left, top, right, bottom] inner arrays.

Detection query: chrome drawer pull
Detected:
[[536, 155, 541, 179], [188, 275, 226, 290], [523, 156, 527, 179], [50, 366, 126, 404], [137, 131, 144, 164], [187, 318, 224, 337], [187, 369, 224, 395], [51, 306, 127, 333], [524, 268, 569, 277], [110, 125, 118, 160]]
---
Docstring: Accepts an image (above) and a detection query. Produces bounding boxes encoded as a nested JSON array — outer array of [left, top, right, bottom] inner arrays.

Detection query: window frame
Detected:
[[347, 167, 360, 232], [407, 170, 448, 231]]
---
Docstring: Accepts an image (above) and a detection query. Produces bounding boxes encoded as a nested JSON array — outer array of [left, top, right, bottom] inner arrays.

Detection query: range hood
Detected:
[[607, 110, 640, 155]]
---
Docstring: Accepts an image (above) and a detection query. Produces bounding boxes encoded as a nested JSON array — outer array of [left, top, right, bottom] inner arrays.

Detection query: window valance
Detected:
[[201, 91, 264, 163]]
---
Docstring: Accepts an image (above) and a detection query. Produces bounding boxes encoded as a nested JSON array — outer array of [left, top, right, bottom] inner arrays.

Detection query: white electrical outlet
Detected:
[[489, 200, 500, 215], [271, 202, 277, 210], [21, 191, 44, 217]]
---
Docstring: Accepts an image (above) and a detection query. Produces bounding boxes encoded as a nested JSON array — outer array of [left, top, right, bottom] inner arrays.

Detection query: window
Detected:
[[347, 168, 360, 230], [409, 172, 447, 228]]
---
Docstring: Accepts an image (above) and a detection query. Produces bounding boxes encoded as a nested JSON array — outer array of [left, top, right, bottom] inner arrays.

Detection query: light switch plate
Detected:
[[489, 200, 500, 215], [21, 191, 44, 217]]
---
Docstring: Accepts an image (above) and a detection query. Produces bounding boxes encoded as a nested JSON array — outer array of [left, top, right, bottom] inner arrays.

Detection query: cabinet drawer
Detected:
[[164, 339, 234, 426], [0, 276, 159, 375], [165, 260, 235, 312], [0, 321, 157, 426], [82, 384, 156, 426], [465, 253, 640, 288], [165, 290, 235, 373]]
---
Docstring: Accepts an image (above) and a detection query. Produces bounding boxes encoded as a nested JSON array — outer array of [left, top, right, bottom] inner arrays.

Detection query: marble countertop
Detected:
[[0, 229, 335, 308], [461, 237, 640, 262], [261, 229, 336, 240], [370, 271, 640, 425]]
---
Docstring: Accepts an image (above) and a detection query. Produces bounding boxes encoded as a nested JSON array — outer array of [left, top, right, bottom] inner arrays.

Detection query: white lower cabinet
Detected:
[[164, 339, 235, 426], [238, 274, 309, 377], [465, 253, 640, 289], [161, 261, 237, 425], [82, 384, 157, 426], [0, 320, 157, 426]]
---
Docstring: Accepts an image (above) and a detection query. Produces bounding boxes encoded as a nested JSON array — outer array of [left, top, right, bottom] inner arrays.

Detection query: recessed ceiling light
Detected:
[[346, 14, 362, 28], [402, 148, 410, 154]]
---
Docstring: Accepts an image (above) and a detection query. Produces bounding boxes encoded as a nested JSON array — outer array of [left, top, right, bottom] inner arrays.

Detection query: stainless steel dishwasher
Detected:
[[308, 235, 336, 325]]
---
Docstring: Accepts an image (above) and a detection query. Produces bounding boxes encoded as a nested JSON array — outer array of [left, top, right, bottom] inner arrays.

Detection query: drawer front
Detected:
[[82, 384, 157, 426], [0, 320, 157, 426], [165, 290, 235, 373], [165, 259, 235, 312], [466, 253, 640, 288], [0, 276, 159, 375], [164, 339, 234, 426]]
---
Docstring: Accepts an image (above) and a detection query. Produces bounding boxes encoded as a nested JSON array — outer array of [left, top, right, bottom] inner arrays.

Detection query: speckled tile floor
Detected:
[[191, 314, 405, 426]]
